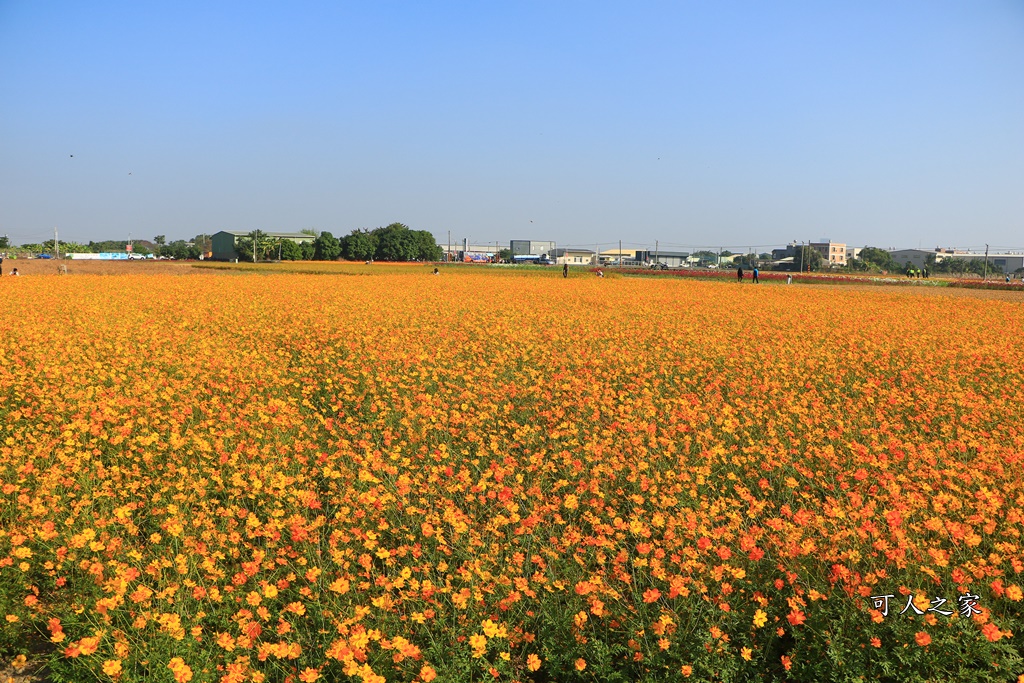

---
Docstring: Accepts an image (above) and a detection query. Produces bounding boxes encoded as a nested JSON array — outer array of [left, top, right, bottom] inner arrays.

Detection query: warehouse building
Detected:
[[211, 230, 314, 261]]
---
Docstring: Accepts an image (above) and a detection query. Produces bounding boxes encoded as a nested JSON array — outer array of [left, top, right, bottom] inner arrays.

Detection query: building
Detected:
[[846, 246, 862, 262], [551, 248, 596, 265], [510, 240, 555, 257], [887, 249, 934, 270], [937, 251, 1024, 274], [634, 250, 690, 268], [808, 239, 847, 266], [211, 230, 314, 261], [772, 244, 797, 261], [598, 248, 635, 265]]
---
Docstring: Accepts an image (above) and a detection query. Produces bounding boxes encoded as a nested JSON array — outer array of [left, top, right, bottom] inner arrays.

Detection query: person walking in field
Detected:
[[787, 273, 793, 285], [752, 267, 759, 284], [737, 266, 744, 282], [563, 263, 568, 278]]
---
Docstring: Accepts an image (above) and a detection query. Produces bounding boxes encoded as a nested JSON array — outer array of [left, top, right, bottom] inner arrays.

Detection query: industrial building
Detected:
[[634, 250, 691, 268], [550, 248, 596, 265], [211, 230, 314, 261], [510, 240, 556, 257]]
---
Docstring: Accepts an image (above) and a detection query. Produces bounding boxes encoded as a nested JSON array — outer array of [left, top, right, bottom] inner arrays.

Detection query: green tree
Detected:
[[313, 231, 341, 260], [192, 234, 212, 255], [498, 248, 513, 262], [341, 229, 378, 261], [413, 230, 443, 261], [858, 247, 894, 271], [158, 240, 199, 260], [154, 235, 166, 246], [374, 223, 418, 261], [795, 245, 822, 271], [234, 237, 254, 261], [279, 239, 302, 261], [0, 236, 9, 249], [299, 241, 315, 260]]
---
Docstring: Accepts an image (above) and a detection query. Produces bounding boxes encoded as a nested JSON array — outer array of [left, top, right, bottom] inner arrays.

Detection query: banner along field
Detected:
[[0, 268, 1021, 682]]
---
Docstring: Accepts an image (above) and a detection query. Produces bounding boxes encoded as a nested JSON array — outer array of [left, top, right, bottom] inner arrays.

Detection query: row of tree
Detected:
[[235, 224, 442, 262], [851, 248, 1003, 276]]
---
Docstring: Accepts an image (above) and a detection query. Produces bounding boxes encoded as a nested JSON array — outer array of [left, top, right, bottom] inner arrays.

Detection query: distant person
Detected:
[[0, 256, 3, 276], [433, 268, 439, 276], [562, 263, 568, 278], [1006, 274, 1011, 284], [752, 267, 759, 284], [737, 266, 744, 282], [787, 274, 793, 285], [596, 269, 604, 278], [10, 268, 19, 276]]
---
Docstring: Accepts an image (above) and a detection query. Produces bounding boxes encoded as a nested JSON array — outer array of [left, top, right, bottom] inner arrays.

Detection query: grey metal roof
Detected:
[[213, 230, 313, 239]]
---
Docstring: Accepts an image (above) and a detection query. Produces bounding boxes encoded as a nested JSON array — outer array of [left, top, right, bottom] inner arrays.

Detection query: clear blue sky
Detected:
[[2, 1, 1022, 251]]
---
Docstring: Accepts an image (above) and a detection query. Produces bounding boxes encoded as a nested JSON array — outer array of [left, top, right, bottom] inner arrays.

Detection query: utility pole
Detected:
[[619, 240, 622, 268], [54, 226, 59, 259], [799, 242, 804, 274], [718, 247, 722, 269], [254, 229, 258, 263], [655, 239, 659, 266], [983, 243, 989, 281], [448, 230, 451, 263]]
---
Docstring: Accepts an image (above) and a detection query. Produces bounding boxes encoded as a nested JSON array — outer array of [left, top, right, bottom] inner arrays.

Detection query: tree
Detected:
[[796, 245, 822, 272], [279, 239, 302, 261], [299, 241, 315, 260], [375, 223, 418, 261], [158, 240, 199, 260], [192, 234, 212, 256], [858, 247, 894, 271], [313, 231, 341, 261], [0, 236, 9, 249], [154, 235, 166, 246], [340, 229, 378, 261], [693, 250, 717, 259], [234, 237, 254, 261], [239, 231, 277, 261], [412, 230, 443, 261], [498, 248, 513, 263]]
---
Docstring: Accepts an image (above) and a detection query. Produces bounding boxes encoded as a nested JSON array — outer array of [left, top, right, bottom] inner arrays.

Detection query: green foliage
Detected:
[[341, 229, 378, 261], [858, 247, 895, 270], [338, 223, 442, 262], [279, 239, 303, 261], [932, 258, 996, 277], [313, 231, 342, 261], [156, 240, 200, 260], [154, 235, 166, 246], [192, 234, 212, 255], [0, 235, 9, 249], [796, 245, 823, 271]]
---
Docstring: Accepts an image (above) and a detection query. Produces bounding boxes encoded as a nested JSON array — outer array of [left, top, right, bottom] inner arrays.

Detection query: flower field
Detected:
[[0, 268, 1022, 682]]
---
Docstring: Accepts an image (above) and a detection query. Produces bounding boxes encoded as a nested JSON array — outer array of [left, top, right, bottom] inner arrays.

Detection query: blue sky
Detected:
[[1, 1, 1022, 251]]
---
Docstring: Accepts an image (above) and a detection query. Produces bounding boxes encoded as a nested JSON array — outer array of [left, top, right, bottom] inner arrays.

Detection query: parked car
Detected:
[[650, 262, 668, 270]]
